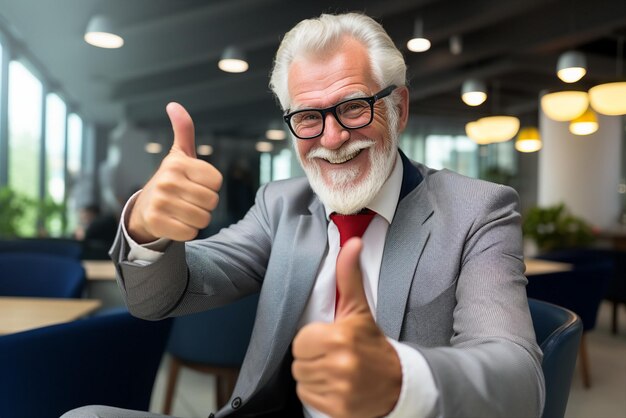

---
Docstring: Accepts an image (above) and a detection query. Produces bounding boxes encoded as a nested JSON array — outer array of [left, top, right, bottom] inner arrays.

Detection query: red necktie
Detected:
[[329, 209, 376, 315]]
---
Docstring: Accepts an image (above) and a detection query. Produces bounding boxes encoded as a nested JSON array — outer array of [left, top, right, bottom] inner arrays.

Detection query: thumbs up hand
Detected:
[[292, 238, 402, 418], [128, 102, 223, 243]]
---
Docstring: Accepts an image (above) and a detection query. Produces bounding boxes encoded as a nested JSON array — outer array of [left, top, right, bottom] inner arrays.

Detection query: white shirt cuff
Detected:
[[121, 191, 171, 265], [385, 338, 439, 418]]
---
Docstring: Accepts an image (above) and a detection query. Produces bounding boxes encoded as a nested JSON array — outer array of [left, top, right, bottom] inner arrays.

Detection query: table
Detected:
[[0, 297, 102, 335], [82, 260, 116, 281], [525, 258, 573, 276]]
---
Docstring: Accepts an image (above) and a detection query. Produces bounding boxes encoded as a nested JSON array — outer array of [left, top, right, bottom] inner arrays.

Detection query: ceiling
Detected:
[[0, 0, 625, 140]]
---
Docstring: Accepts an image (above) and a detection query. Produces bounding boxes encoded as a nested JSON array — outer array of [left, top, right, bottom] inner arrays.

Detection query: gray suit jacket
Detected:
[[110, 156, 544, 418]]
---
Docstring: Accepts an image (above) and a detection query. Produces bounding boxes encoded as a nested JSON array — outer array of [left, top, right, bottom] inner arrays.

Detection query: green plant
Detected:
[[522, 203, 595, 253], [0, 186, 30, 238]]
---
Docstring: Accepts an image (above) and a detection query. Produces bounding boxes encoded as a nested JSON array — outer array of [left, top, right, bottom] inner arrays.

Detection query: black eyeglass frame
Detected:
[[283, 84, 397, 140]]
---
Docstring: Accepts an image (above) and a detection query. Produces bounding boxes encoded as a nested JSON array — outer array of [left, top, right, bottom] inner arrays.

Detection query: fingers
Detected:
[[167, 102, 196, 158], [335, 238, 371, 319], [293, 322, 334, 360]]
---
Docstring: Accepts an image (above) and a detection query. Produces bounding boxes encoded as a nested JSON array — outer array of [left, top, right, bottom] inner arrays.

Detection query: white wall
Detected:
[[538, 112, 622, 228]]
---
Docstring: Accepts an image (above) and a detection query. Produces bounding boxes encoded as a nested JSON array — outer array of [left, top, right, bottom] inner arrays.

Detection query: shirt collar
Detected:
[[324, 151, 402, 224]]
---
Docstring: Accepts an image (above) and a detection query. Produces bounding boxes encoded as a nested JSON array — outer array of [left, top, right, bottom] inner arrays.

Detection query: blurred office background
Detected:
[[0, 1, 625, 417]]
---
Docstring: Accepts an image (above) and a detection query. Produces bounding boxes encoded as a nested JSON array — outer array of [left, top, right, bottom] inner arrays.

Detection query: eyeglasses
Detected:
[[283, 85, 397, 140]]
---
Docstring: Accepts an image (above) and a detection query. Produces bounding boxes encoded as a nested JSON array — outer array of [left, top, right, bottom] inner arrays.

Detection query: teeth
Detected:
[[327, 149, 361, 164]]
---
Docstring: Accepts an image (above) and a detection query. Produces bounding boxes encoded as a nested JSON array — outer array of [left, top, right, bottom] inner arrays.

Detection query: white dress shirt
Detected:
[[122, 152, 438, 418]]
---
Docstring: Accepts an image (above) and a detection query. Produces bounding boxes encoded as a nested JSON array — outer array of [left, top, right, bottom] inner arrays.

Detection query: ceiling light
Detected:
[[588, 36, 626, 115], [476, 116, 520, 143], [218, 46, 249, 73], [84, 15, 124, 49], [465, 116, 520, 144], [569, 108, 598, 136], [461, 79, 487, 106], [557, 51, 587, 83], [145, 142, 162, 154], [515, 126, 542, 153], [540, 91, 589, 121], [255, 141, 273, 153], [407, 18, 431, 52], [465, 121, 492, 145], [589, 82, 626, 115], [197, 145, 213, 156]]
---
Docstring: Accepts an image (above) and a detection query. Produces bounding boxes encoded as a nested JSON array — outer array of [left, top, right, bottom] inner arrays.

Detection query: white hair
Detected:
[[269, 13, 406, 112]]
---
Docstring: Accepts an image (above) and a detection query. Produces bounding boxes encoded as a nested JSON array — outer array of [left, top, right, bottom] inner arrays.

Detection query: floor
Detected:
[[149, 302, 626, 418]]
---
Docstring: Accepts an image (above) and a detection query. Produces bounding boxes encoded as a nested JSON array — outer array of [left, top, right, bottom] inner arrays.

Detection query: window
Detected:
[[45, 93, 67, 236], [425, 134, 478, 178], [65, 113, 83, 233], [8, 61, 43, 236]]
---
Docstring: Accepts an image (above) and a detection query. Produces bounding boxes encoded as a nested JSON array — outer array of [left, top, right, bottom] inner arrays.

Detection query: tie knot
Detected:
[[330, 209, 376, 247]]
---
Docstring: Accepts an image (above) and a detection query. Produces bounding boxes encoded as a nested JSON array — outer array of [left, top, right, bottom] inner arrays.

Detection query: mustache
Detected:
[[306, 139, 376, 161]]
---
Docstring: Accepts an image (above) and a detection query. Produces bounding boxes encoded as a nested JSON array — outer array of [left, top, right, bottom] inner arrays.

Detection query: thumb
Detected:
[[166, 102, 196, 158], [335, 237, 371, 319]]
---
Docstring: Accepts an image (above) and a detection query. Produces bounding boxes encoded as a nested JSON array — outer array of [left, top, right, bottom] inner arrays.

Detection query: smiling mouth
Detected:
[[323, 149, 363, 164]]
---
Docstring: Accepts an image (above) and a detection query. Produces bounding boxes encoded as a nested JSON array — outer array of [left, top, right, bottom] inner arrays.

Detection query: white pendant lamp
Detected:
[[465, 116, 520, 144], [589, 82, 626, 115], [407, 18, 431, 52], [461, 79, 487, 106], [218, 46, 249, 73], [515, 126, 542, 153], [569, 108, 598, 136], [477, 116, 520, 143], [465, 121, 491, 144], [540, 91, 589, 121], [588, 36, 626, 116], [84, 15, 124, 49], [557, 51, 587, 83]]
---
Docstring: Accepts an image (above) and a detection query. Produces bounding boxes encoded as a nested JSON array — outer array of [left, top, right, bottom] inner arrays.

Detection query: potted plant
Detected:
[[0, 187, 30, 238], [522, 203, 595, 253]]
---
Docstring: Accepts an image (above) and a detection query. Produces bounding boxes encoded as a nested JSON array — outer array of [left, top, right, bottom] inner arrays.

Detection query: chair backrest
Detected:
[[528, 249, 613, 331], [0, 238, 82, 259], [167, 293, 259, 367], [0, 252, 86, 298], [0, 308, 172, 418], [529, 298, 582, 418]]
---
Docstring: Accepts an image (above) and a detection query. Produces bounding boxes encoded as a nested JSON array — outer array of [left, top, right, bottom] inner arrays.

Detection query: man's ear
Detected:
[[396, 86, 410, 133]]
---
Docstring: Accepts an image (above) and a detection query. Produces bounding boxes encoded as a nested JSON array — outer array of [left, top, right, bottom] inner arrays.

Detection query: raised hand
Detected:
[[292, 238, 402, 418], [127, 102, 223, 243]]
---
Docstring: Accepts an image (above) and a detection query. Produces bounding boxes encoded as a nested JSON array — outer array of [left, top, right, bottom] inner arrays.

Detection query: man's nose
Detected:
[[320, 113, 350, 149]]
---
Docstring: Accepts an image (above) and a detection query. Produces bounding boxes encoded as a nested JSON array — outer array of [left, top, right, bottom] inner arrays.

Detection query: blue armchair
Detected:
[[0, 252, 86, 298], [0, 308, 172, 418], [163, 293, 259, 413], [529, 298, 583, 418], [528, 249, 613, 387], [0, 238, 82, 259]]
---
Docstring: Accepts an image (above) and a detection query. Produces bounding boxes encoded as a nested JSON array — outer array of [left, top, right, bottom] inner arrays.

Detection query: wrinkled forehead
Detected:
[[286, 37, 377, 110]]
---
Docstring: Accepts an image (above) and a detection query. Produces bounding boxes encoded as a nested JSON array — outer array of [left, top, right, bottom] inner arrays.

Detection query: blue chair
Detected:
[[528, 249, 613, 387], [0, 308, 172, 418], [0, 238, 82, 259], [163, 293, 259, 413], [529, 298, 583, 418], [0, 252, 86, 298]]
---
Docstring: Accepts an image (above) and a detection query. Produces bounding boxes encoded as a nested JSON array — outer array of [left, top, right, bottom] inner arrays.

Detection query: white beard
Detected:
[[296, 127, 398, 215]]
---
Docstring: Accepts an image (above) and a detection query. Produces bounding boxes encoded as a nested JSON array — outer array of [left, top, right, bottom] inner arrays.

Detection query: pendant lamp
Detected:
[[407, 18, 431, 52], [540, 91, 589, 121], [588, 36, 626, 115], [569, 108, 598, 136], [84, 15, 124, 49], [557, 51, 587, 83], [515, 126, 542, 153]]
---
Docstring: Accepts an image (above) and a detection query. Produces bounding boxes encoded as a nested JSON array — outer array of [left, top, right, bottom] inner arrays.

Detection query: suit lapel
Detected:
[[235, 198, 327, 399], [377, 164, 433, 340]]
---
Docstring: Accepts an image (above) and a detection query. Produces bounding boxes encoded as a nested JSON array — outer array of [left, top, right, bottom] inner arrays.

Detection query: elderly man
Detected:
[[65, 12, 544, 418]]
